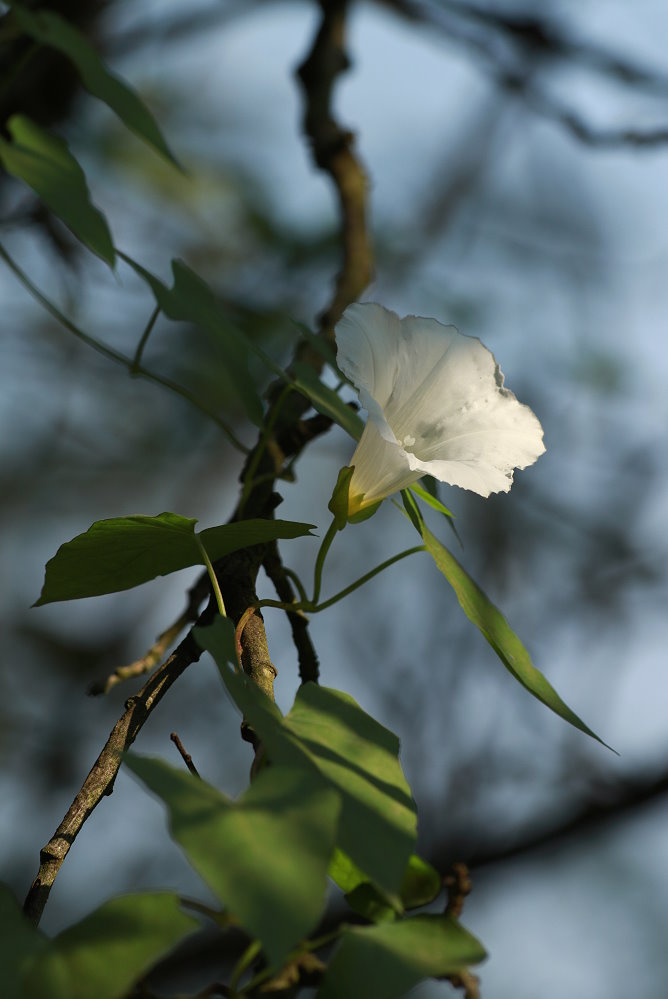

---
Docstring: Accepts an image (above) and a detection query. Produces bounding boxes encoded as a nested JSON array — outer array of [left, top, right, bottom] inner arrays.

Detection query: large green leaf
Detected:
[[0, 886, 47, 999], [198, 620, 417, 895], [318, 914, 486, 999], [35, 512, 315, 604], [291, 362, 363, 441], [125, 756, 340, 965], [8, 2, 177, 166], [22, 893, 196, 999], [420, 523, 610, 747], [121, 256, 265, 425], [0, 116, 114, 266], [284, 685, 417, 893]]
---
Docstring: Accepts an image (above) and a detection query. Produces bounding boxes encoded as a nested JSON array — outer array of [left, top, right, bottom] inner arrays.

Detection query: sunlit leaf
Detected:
[[328, 848, 369, 895], [125, 756, 340, 965], [409, 483, 454, 520], [35, 513, 315, 604], [420, 523, 611, 748], [22, 893, 196, 999], [198, 621, 418, 896], [329, 851, 440, 921], [318, 914, 486, 999], [8, 2, 178, 166], [121, 255, 265, 425], [400, 855, 442, 909], [284, 685, 417, 893], [0, 116, 114, 265]]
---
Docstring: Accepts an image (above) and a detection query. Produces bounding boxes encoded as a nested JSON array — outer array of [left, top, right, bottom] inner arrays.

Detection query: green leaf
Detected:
[[291, 322, 341, 372], [125, 756, 340, 966], [400, 855, 441, 909], [291, 362, 363, 441], [0, 885, 47, 999], [329, 850, 400, 921], [328, 848, 368, 895], [401, 489, 423, 533], [318, 914, 486, 999], [35, 512, 315, 604], [409, 483, 454, 520], [420, 523, 611, 748], [22, 893, 196, 999], [8, 2, 178, 166], [121, 255, 265, 425], [284, 685, 416, 893], [199, 627, 418, 897], [0, 116, 114, 266], [345, 883, 397, 924], [329, 852, 440, 921]]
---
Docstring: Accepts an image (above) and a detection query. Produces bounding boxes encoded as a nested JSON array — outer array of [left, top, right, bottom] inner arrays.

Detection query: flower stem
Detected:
[[312, 545, 426, 612], [311, 518, 339, 605], [256, 545, 426, 616], [195, 536, 226, 618]]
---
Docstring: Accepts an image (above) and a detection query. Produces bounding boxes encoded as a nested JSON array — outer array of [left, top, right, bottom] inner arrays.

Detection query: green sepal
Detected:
[[348, 499, 382, 524], [328, 466, 355, 531]]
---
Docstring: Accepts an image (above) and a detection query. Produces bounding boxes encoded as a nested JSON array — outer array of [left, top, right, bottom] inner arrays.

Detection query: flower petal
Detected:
[[335, 303, 405, 433], [348, 420, 423, 512], [335, 302, 545, 506]]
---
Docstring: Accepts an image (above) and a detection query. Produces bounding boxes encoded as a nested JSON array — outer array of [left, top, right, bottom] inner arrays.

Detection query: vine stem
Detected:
[[131, 303, 160, 371], [195, 537, 227, 617], [0, 242, 249, 452], [311, 519, 339, 605], [313, 545, 426, 611], [257, 544, 426, 616]]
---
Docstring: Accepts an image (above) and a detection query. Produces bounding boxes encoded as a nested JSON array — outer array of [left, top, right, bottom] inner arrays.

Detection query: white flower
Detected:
[[334, 303, 545, 514]]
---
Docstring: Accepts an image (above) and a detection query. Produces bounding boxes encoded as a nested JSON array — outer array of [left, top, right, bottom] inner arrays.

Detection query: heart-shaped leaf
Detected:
[[35, 513, 315, 604], [126, 756, 340, 965], [8, 2, 178, 166], [0, 116, 114, 266]]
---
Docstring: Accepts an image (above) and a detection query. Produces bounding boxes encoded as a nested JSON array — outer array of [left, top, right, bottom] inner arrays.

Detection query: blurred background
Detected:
[[2, 1, 668, 995]]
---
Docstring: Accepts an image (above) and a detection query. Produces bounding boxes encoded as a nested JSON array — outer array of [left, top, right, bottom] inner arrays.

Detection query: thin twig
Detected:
[[444, 862, 473, 919], [170, 732, 200, 778], [23, 628, 206, 926], [89, 610, 192, 696], [448, 970, 481, 999]]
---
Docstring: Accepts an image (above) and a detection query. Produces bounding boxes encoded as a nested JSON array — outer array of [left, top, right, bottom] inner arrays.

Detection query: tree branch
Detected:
[[23, 627, 206, 926], [435, 766, 668, 876], [297, 0, 373, 337], [88, 577, 207, 696]]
